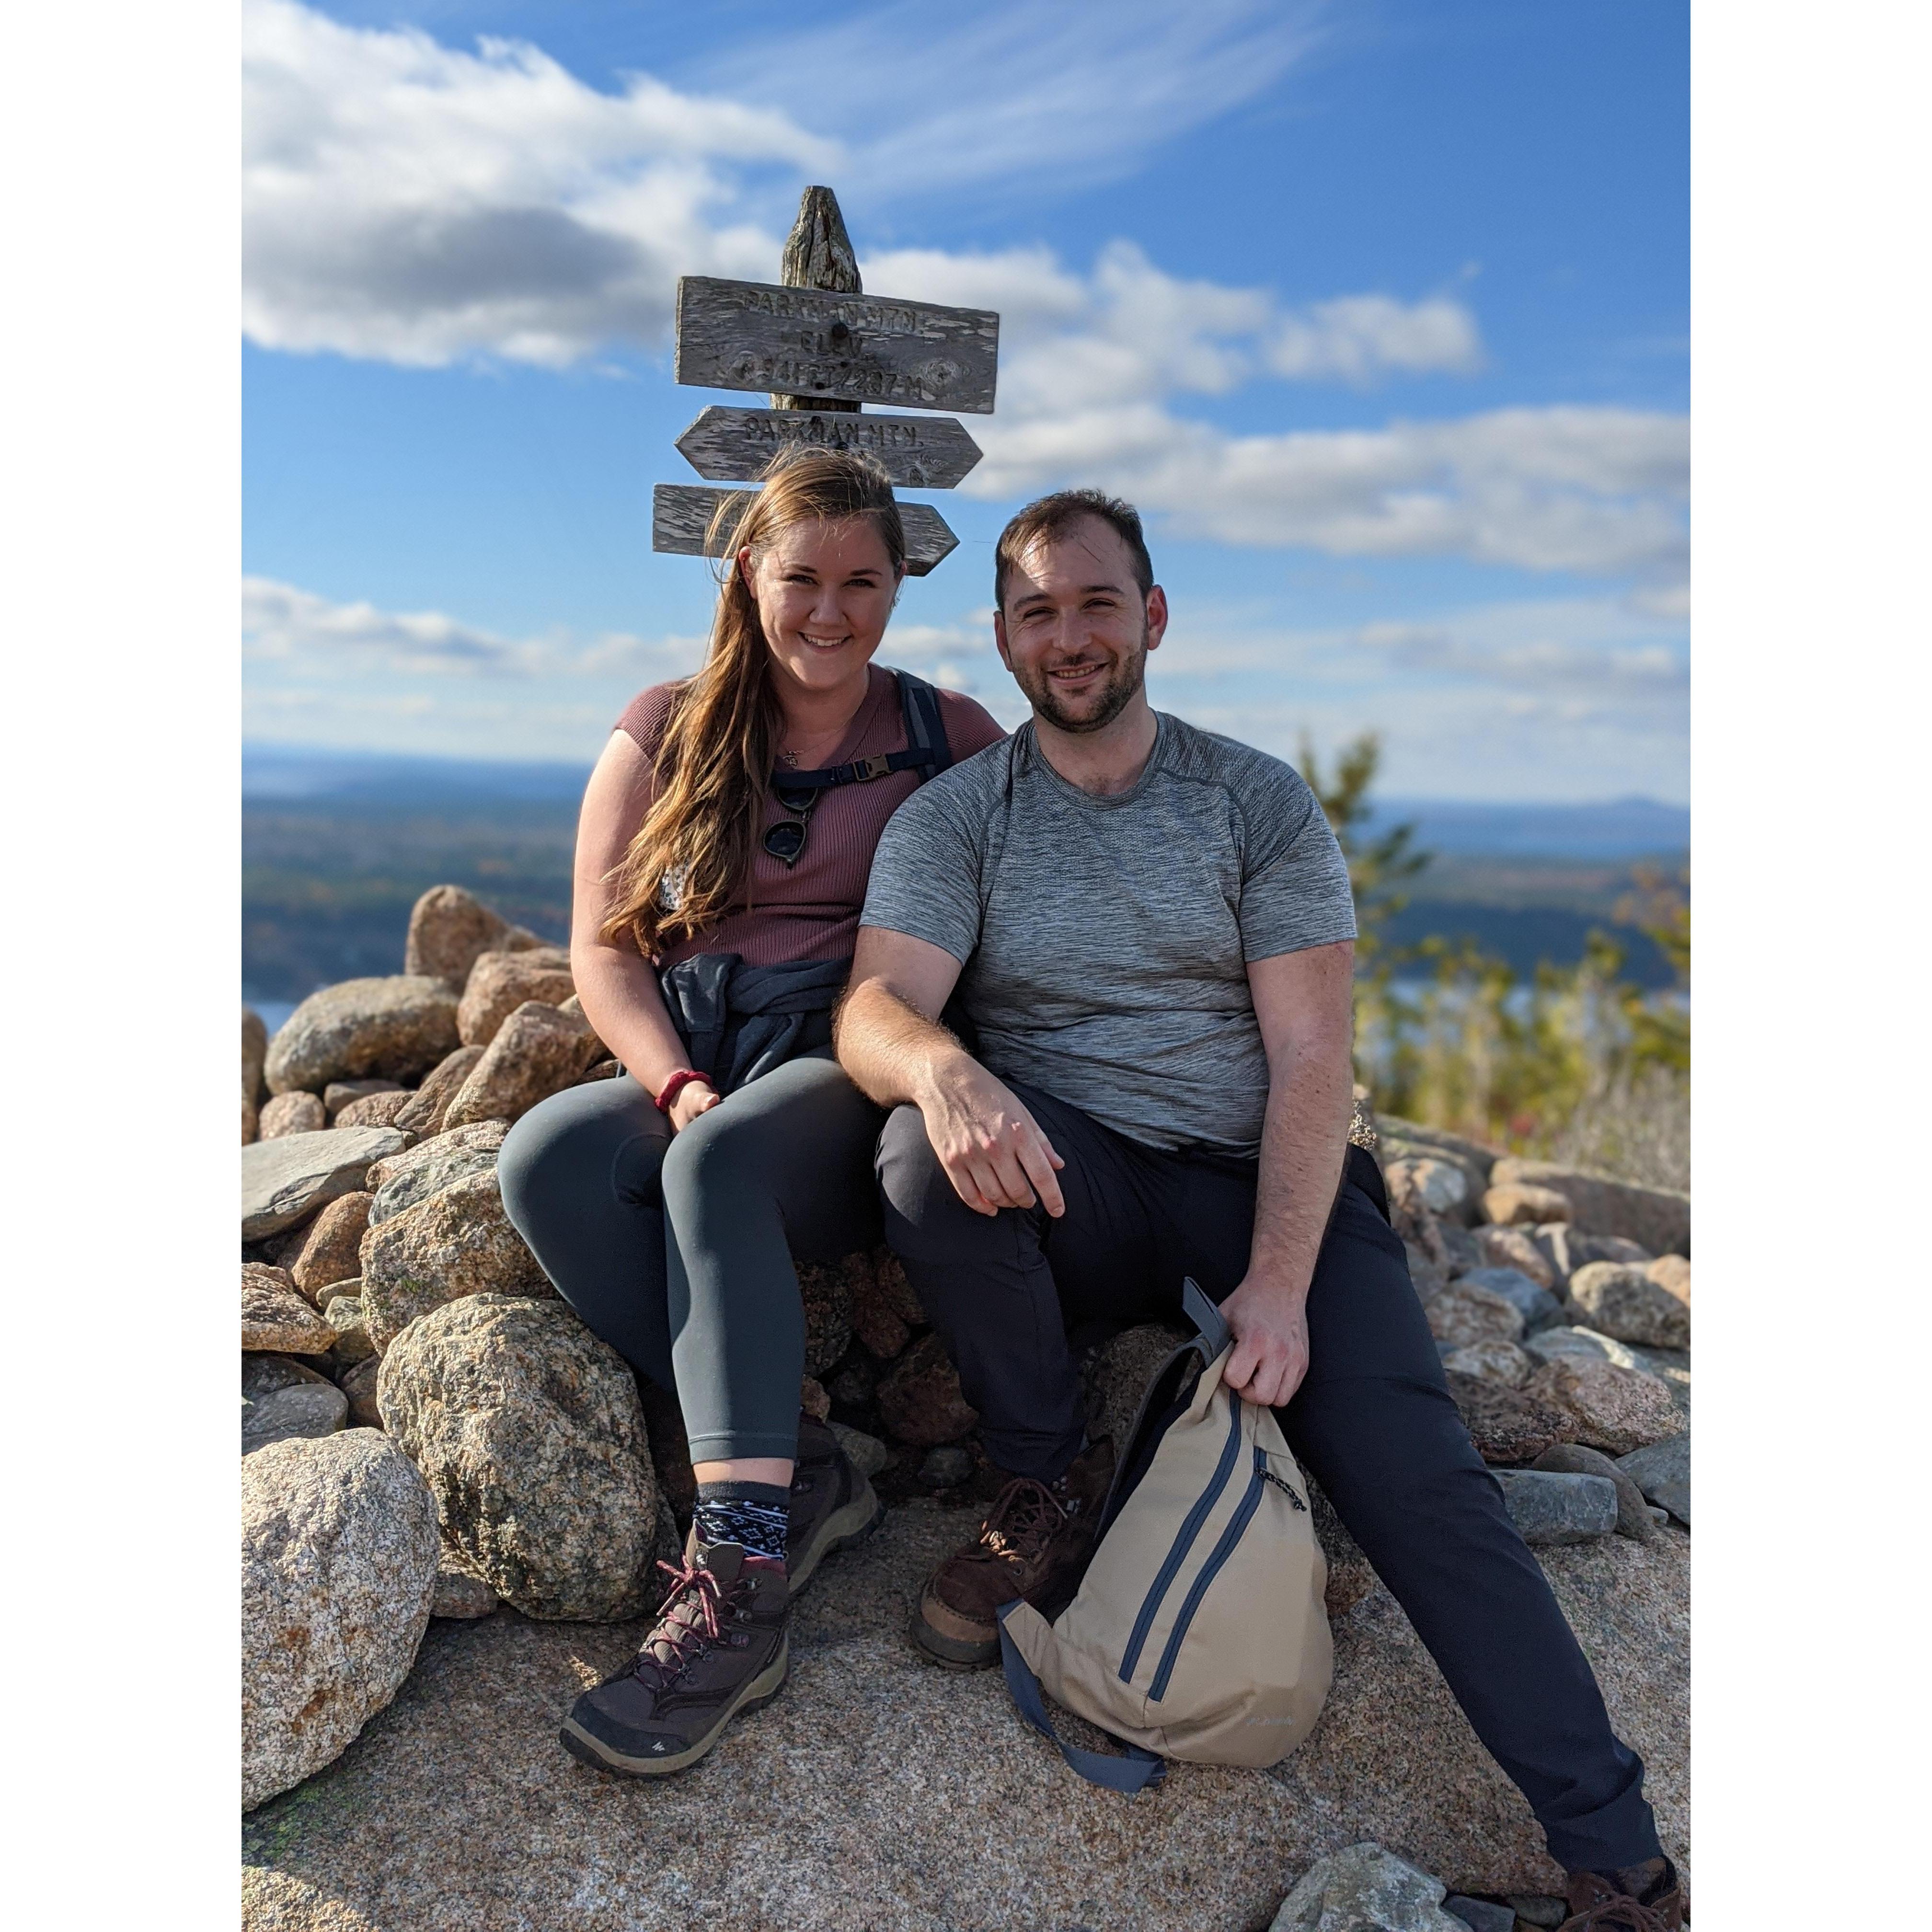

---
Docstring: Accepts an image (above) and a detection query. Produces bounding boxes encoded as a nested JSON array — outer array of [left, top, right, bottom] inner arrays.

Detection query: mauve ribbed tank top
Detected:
[[617, 663, 1006, 968]]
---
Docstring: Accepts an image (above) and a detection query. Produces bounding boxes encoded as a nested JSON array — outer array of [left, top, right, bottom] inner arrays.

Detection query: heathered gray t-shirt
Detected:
[[860, 713, 1357, 1156]]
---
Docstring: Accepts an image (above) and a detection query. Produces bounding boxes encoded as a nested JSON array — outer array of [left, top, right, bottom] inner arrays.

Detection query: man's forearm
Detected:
[[833, 979, 970, 1109], [1246, 1035, 1354, 1306]]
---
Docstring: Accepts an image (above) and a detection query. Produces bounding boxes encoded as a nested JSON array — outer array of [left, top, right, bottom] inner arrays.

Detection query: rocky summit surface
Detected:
[[242, 1503, 1686, 1930], [241, 888, 1691, 1929]]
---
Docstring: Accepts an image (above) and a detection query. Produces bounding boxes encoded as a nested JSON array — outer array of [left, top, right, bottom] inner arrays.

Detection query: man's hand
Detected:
[[668, 1079, 720, 1132], [836, 930, 1064, 1217], [1218, 1276, 1311, 1409], [917, 1057, 1066, 1218]]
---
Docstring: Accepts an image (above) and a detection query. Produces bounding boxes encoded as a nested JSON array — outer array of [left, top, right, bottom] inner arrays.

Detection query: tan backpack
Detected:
[[997, 1281, 1334, 1791]]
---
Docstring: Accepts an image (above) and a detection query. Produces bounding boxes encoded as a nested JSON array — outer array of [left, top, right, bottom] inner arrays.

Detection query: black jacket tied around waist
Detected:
[[656, 953, 850, 1096]]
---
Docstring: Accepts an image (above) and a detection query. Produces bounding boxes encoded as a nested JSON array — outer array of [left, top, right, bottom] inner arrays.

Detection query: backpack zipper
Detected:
[[1117, 1397, 1243, 1684], [1147, 1448, 1270, 1703]]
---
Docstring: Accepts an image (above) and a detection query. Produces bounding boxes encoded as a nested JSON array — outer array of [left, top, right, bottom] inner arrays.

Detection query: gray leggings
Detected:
[[497, 1050, 883, 1463]]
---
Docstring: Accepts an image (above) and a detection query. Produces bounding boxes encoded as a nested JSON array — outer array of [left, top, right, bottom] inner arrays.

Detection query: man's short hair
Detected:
[[994, 489, 1154, 611]]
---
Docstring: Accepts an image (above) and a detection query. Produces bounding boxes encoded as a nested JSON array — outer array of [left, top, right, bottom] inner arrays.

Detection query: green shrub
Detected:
[[1300, 735, 1689, 1189]]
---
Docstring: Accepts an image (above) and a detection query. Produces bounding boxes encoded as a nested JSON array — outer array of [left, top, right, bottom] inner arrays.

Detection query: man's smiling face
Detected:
[[994, 516, 1168, 735]]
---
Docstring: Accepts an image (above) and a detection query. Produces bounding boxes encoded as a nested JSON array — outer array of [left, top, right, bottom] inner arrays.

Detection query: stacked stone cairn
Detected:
[[241, 886, 1688, 1923]]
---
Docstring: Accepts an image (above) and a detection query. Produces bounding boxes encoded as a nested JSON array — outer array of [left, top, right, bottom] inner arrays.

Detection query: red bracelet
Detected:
[[653, 1069, 711, 1115]]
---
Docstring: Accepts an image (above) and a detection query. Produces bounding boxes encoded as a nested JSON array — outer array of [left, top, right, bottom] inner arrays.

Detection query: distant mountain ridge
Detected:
[[243, 742, 1689, 860]]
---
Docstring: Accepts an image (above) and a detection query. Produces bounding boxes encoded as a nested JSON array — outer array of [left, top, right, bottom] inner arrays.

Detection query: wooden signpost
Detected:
[[652, 489, 962, 575], [674, 406, 982, 490], [652, 186, 998, 576], [673, 277, 999, 414]]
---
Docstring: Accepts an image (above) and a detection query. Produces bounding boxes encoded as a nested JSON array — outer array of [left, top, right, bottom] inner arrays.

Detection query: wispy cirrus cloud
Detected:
[[691, 0, 1329, 204]]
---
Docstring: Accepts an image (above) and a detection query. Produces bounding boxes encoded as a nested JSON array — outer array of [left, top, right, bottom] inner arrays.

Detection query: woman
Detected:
[[500, 449, 1004, 1779]]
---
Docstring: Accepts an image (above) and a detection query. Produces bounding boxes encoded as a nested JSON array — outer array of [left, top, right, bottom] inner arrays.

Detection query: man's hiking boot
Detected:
[[1557, 1857, 1685, 1929], [789, 1412, 883, 1598], [560, 1538, 789, 1778], [912, 1436, 1116, 1670]]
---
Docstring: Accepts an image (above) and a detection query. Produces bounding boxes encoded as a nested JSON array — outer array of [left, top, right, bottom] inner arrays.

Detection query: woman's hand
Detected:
[[669, 1079, 721, 1132]]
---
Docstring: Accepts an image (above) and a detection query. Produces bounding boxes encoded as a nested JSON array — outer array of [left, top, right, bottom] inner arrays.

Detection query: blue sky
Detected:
[[242, 0, 1688, 801]]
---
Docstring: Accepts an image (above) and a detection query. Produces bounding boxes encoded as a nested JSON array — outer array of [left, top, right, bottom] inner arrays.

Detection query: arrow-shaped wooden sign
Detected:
[[675, 276, 999, 414], [675, 406, 982, 489], [653, 485, 959, 576], [654, 188, 989, 576]]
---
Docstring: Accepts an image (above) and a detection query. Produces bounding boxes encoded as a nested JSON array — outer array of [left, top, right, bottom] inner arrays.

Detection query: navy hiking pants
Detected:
[[875, 1078, 1663, 1874]]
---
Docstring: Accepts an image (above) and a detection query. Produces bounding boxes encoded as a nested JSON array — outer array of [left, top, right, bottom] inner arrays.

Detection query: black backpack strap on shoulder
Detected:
[[894, 669, 953, 783], [769, 668, 956, 794]]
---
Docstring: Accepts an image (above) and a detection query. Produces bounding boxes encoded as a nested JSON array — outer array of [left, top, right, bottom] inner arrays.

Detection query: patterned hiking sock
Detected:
[[693, 1480, 791, 1567]]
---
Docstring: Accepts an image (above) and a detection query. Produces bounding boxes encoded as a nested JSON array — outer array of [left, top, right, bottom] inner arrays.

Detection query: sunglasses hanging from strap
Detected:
[[760, 671, 955, 868]]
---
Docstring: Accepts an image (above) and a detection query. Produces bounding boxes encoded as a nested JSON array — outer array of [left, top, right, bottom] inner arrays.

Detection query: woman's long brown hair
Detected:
[[600, 448, 906, 958]]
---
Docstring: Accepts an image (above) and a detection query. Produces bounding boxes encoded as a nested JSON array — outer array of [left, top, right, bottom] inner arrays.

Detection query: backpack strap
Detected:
[[996, 1604, 1168, 1793], [767, 669, 954, 794], [893, 668, 953, 783], [1182, 1276, 1230, 1356]]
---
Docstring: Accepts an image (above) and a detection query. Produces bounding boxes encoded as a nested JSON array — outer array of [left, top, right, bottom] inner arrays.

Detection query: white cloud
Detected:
[[242, 575, 701, 682], [871, 240, 1483, 410], [242, 569, 1685, 794], [1138, 595, 1688, 799], [244, 575, 540, 672], [243, 0, 829, 365], [1268, 296, 1484, 383], [243, 7, 1465, 390], [853, 243, 1681, 583], [960, 401, 1687, 582], [240, 3, 1683, 590], [1349, 607, 1687, 723], [1146, 593, 1688, 738]]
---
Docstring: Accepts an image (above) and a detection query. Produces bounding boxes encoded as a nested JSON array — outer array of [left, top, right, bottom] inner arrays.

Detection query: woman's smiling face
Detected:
[[741, 517, 901, 698]]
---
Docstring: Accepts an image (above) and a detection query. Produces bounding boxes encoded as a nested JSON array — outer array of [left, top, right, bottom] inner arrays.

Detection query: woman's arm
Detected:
[[570, 731, 719, 1128]]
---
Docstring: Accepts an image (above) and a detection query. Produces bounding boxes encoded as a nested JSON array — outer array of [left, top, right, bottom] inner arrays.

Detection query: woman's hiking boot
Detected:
[[911, 1437, 1115, 1670], [789, 1412, 883, 1598], [560, 1538, 790, 1778], [1556, 1857, 1685, 1929]]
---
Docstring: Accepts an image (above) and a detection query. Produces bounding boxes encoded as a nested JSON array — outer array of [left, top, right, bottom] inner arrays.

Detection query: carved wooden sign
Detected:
[[675, 276, 999, 415], [654, 187, 997, 573], [675, 406, 982, 489], [654, 485, 959, 575]]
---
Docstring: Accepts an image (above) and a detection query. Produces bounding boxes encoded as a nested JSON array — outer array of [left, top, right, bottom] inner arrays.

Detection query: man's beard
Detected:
[[1019, 626, 1149, 735]]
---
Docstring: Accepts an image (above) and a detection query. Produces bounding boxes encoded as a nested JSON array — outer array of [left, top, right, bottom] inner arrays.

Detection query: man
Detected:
[[833, 490, 1681, 1930]]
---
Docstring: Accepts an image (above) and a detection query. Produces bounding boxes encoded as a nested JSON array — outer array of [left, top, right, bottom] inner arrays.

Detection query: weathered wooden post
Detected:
[[770, 186, 860, 414], [652, 185, 1000, 576]]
